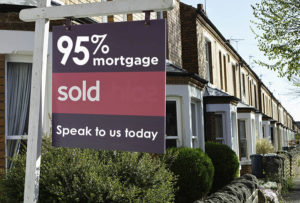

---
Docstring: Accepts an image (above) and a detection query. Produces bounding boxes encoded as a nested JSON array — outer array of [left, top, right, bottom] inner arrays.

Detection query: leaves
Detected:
[[0, 138, 176, 202], [251, 0, 300, 80]]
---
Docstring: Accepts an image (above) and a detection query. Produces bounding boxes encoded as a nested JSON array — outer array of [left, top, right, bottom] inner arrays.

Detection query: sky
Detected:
[[181, 0, 300, 121]]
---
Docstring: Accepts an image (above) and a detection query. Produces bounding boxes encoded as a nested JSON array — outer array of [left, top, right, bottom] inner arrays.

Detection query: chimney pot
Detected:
[[197, 3, 206, 14], [197, 4, 203, 11]]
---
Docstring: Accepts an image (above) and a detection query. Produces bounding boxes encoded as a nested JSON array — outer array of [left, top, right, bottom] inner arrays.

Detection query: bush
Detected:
[[256, 138, 275, 155], [0, 138, 176, 202], [167, 147, 214, 202], [205, 142, 239, 193], [282, 177, 294, 195]]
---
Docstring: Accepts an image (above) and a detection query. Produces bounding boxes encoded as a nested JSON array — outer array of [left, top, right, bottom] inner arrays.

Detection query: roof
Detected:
[[204, 85, 233, 97], [166, 61, 208, 84], [237, 102, 261, 114], [237, 102, 252, 108], [203, 86, 240, 105], [166, 61, 188, 73]]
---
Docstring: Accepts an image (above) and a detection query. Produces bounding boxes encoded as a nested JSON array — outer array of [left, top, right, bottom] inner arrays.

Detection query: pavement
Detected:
[[283, 166, 300, 203]]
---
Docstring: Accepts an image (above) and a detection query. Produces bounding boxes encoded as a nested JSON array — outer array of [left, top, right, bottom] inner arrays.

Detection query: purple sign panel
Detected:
[[52, 20, 166, 153]]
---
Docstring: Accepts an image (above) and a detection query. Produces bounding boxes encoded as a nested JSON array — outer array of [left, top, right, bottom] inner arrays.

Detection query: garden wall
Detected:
[[194, 174, 259, 203], [263, 146, 300, 181]]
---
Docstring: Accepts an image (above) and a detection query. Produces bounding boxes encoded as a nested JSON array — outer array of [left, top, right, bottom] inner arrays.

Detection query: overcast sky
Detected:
[[181, 0, 300, 121]]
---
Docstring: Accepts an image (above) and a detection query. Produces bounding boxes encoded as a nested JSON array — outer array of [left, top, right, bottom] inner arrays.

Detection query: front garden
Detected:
[[4, 137, 299, 202], [0, 139, 240, 203]]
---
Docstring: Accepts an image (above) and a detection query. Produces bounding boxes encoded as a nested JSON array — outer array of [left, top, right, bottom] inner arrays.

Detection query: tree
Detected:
[[251, 0, 300, 80], [290, 75, 300, 95]]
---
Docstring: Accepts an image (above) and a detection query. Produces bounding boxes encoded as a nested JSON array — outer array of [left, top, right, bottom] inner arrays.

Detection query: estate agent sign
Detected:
[[52, 20, 166, 153]]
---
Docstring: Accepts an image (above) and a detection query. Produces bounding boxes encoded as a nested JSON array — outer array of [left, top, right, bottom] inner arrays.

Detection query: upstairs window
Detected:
[[232, 64, 237, 97], [223, 55, 227, 92], [254, 84, 257, 108], [242, 73, 246, 96], [205, 40, 213, 83]]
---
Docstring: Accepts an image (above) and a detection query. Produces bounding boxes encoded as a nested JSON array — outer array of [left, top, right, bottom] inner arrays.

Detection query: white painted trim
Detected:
[[238, 119, 248, 160], [6, 54, 33, 63], [199, 97, 205, 151], [190, 99, 201, 148], [4, 59, 8, 171], [238, 111, 256, 160], [20, 0, 175, 22]]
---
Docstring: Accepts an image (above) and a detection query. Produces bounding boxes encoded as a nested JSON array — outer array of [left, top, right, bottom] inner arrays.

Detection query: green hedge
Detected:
[[205, 142, 239, 192], [0, 139, 176, 202], [167, 147, 214, 203]]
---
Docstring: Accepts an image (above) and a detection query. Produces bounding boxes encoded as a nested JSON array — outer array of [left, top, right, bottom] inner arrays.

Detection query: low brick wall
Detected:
[[253, 146, 300, 182], [284, 148, 300, 177], [277, 151, 291, 178], [194, 174, 259, 203], [241, 164, 252, 176], [263, 154, 285, 182]]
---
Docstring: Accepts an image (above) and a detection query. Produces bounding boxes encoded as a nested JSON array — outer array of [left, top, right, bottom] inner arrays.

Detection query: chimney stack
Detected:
[[197, 4, 206, 14]]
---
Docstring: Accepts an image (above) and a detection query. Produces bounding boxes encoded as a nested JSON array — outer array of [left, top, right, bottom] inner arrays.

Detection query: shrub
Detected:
[[296, 133, 300, 144], [167, 147, 214, 202], [256, 138, 275, 155], [282, 177, 294, 195], [205, 142, 239, 193], [0, 138, 176, 202]]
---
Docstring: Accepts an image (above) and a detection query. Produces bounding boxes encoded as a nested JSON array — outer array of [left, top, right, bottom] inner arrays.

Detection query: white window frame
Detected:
[[215, 112, 226, 144], [166, 97, 183, 147], [5, 55, 32, 169], [190, 100, 201, 148], [238, 119, 248, 161]]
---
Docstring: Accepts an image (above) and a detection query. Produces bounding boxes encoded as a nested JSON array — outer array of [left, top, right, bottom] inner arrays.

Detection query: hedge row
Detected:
[[0, 139, 239, 202]]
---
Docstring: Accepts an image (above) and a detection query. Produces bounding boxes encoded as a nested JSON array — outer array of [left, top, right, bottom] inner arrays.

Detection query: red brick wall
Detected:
[[0, 12, 35, 31], [0, 54, 5, 174], [0, 12, 65, 31], [166, 0, 182, 68], [180, 3, 198, 73], [240, 164, 252, 176]]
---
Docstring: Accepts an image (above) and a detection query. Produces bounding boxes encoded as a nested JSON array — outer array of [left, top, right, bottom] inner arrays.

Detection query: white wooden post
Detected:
[[23, 0, 50, 202]]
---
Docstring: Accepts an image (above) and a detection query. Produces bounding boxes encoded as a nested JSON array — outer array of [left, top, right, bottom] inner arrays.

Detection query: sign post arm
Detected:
[[23, 0, 50, 202], [20, 0, 175, 22]]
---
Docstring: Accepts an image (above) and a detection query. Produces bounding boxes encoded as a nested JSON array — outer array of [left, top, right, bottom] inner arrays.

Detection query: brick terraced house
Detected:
[[0, 0, 299, 175]]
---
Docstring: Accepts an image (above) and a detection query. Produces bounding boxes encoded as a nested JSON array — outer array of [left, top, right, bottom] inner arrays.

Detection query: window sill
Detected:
[[240, 159, 251, 165], [6, 135, 28, 140]]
